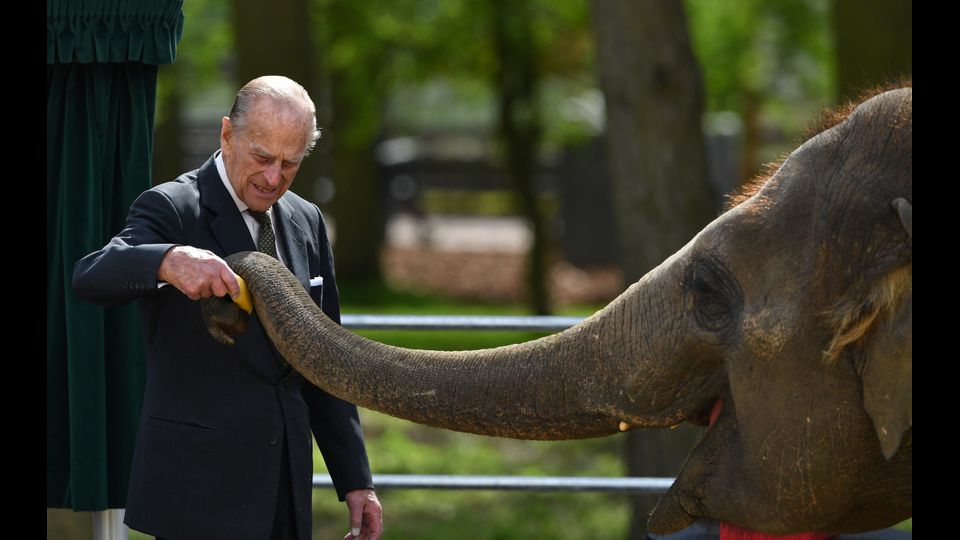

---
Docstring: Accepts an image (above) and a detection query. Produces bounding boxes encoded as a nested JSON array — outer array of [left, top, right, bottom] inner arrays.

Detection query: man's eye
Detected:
[[254, 155, 269, 163]]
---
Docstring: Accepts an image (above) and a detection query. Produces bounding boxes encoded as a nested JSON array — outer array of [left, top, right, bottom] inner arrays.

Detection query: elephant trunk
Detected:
[[228, 251, 690, 440]]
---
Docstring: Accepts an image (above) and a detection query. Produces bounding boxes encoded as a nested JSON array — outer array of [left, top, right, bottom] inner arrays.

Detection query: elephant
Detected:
[[204, 85, 911, 536]]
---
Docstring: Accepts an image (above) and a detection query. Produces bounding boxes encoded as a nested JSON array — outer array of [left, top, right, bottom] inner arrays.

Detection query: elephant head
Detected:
[[205, 86, 911, 535]]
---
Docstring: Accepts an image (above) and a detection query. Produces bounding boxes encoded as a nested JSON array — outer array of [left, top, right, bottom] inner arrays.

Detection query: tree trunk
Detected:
[[231, 0, 315, 89], [326, 80, 385, 281], [590, 1, 717, 537], [490, 0, 551, 315], [314, 0, 386, 282], [833, 0, 912, 102]]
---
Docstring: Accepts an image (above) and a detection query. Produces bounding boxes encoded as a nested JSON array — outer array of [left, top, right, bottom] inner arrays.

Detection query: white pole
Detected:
[[92, 509, 128, 540]]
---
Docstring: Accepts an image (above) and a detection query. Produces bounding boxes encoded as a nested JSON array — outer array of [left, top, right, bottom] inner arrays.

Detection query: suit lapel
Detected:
[[197, 154, 257, 256], [273, 197, 310, 288]]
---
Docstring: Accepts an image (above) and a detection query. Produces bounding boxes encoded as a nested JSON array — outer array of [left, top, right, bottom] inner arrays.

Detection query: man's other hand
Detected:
[[343, 489, 383, 540]]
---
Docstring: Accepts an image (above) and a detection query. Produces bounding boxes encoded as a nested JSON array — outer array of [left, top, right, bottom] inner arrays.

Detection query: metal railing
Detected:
[[313, 474, 673, 494], [327, 313, 676, 495], [341, 314, 586, 332]]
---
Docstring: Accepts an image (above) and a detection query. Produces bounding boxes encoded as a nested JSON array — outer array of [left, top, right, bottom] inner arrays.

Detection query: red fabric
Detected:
[[720, 522, 833, 540]]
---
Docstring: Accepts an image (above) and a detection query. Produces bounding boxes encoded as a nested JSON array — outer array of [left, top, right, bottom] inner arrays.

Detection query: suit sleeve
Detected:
[[72, 188, 181, 307], [302, 206, 375, 500]]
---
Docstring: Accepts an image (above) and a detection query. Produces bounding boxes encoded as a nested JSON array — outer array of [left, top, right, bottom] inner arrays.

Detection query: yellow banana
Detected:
[[233, 275, 254, 314]]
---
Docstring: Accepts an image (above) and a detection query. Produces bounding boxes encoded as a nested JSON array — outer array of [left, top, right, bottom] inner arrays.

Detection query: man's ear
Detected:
[[861, 197, 912, 461], [220, 116, 233, 150]]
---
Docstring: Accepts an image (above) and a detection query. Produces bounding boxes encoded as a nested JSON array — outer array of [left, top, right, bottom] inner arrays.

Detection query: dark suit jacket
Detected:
[[73, 154, 374, 540]]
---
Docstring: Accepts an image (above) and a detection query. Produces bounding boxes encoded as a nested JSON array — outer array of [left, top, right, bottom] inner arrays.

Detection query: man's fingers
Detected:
[[346, 496, 364, 534], [209, 278, 229, 299], [366, 515, 384, 540], [348, 504, 363, 533], [222, 268, 241, 298], [344, 489, 380, 540], [159, 245, 238, 301]]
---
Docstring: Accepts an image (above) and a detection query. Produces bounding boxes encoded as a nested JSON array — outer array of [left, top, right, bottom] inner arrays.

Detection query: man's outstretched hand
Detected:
[[158, 245, 240, 300]]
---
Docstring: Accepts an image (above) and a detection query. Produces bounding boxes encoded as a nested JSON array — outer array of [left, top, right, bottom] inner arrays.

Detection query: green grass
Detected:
[[311, 409, 632, 540]]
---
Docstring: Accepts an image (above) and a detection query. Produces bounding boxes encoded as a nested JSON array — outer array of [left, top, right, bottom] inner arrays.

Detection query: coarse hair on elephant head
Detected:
[[203, 83, 911, 536], [726, 79, 913, 466]]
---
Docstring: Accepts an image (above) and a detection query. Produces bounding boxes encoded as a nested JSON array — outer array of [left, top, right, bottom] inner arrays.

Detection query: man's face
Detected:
[[220, 100, 309, 212]]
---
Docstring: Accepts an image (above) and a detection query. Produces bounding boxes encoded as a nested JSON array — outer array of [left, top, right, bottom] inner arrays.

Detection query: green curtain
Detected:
[[47, 0, 183, 511]]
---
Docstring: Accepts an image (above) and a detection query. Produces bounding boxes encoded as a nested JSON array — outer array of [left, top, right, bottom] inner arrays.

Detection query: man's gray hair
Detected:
[[228, 76, 322, 156]]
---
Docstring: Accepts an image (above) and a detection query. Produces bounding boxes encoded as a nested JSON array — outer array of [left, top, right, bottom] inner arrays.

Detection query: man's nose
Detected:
[[264, 162, 282, 186]]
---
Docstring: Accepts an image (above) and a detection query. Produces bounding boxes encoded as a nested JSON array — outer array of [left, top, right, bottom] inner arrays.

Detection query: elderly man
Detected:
[[73, 76, 383, 540]]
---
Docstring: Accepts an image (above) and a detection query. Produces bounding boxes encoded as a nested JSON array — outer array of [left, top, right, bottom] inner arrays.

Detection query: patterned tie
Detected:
[[249, 210, 278, 259], [248, 209, 289, 372]]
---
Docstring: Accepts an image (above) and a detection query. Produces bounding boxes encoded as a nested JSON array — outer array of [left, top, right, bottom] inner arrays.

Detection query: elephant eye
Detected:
[[686, 258, 740, 333]]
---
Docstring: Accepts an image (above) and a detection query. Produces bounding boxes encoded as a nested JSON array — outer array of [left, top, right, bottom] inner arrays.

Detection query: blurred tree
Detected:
[[232, 0, 315, 86], [589, 1, 717, 538], [490, 0, 550, 315], [832, 0, 911, 102], [153, 0, 233, 185], [315, 0, 595, 298], [314, 0, 392, 281], [685, 0, 834, 184]]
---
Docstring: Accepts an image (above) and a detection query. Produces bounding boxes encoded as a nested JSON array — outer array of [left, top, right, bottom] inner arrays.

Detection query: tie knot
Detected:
[[249, 210, 272, 226], [249, 209, 278, 259]]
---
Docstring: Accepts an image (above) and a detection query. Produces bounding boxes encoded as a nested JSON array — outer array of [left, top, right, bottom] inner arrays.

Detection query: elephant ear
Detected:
[[861, 198, 912, 461]]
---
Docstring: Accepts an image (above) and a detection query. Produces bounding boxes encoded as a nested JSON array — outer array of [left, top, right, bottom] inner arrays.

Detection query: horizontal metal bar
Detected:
[[313, 474, 674, 494], [341, 314, 585, 332]]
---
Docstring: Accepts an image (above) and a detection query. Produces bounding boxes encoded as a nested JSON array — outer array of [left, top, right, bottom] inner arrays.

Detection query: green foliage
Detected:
[[685, 0, 836, 129], [154, 0, 237, 140], [342, 0, 598, 148], [176, 0, 234, 88]]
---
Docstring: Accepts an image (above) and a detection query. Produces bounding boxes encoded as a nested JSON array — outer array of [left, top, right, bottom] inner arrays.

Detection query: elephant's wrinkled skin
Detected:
[[205, 86, 911, 535]]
